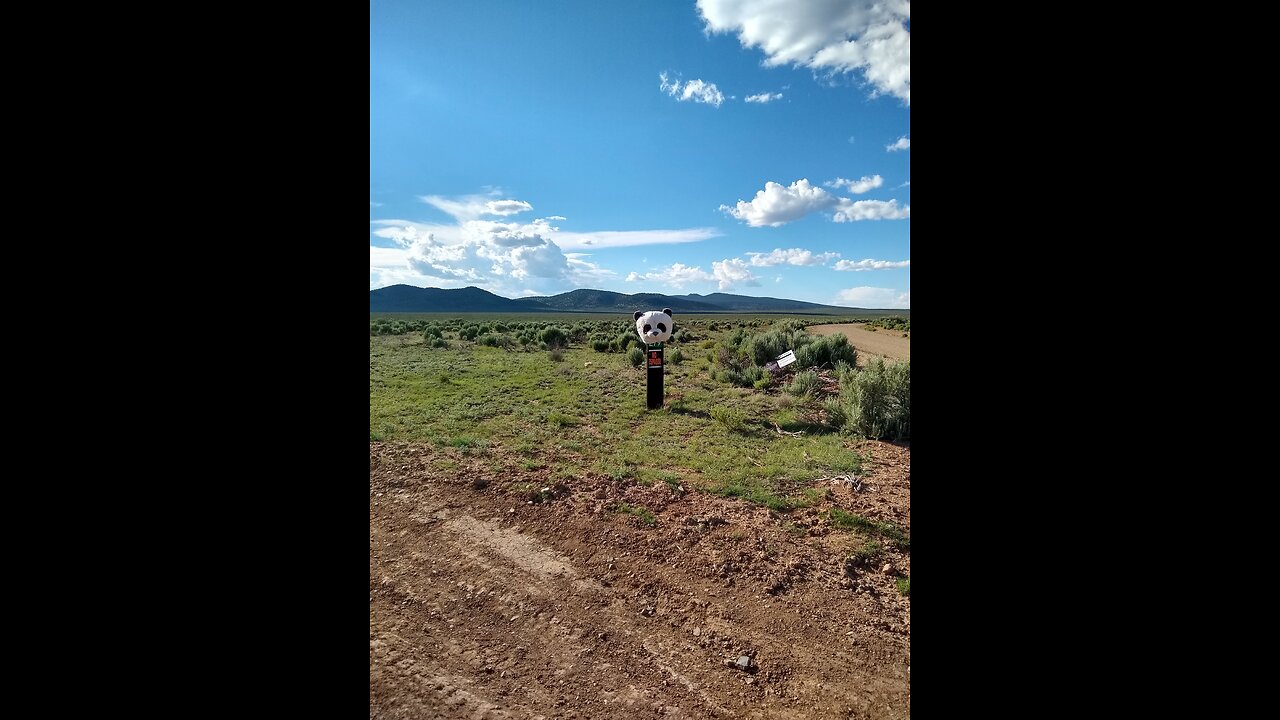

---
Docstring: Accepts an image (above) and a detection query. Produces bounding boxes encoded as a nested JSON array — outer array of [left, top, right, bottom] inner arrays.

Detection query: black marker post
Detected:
[[646, 342, 664, 410]]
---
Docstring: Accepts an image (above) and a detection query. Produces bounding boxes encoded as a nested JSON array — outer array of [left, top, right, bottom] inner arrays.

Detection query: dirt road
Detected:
[[806, 325, 910, 365], [371, 441, 911, 719]]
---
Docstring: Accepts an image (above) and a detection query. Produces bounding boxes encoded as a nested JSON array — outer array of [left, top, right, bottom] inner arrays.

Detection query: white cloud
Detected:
[[659, 72, 725, 107], [485, 199, 532, 216], [719, 179, 835, 227], [896, 180, 910, 188], [832, 198, 909, 222], [697, 0, 910, 105], [824, 174, 884, 194], [745, 92, 783, 103], [746, 248, 840, 266], [836, 286, 910, 309], [834, 258, 910, 271], [420, 192, 533, 221], [886, 135, 910, 152], [712, 258, 760, 289], [370, 200, 383, 207], [627, 262, 714, 288], [625, 258, 758, 290], [553, 227, 721, 250]]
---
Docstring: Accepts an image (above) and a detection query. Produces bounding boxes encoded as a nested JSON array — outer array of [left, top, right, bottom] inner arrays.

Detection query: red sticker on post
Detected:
[[648, 351, 662, 367]]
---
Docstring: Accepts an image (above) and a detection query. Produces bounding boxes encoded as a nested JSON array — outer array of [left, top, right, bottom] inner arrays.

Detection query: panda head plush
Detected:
[[634, 308, 674, 344]]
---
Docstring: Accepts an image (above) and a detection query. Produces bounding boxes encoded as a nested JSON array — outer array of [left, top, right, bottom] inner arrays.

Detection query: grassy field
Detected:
[[371, 313, 909, 512]]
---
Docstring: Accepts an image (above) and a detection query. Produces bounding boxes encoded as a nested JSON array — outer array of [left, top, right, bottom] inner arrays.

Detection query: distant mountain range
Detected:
[[370, 285, 885, 314]]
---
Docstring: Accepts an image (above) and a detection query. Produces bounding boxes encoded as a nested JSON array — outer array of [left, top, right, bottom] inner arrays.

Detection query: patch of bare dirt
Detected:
[[806, 324, 910, 366], [371, 440, 910, 719]]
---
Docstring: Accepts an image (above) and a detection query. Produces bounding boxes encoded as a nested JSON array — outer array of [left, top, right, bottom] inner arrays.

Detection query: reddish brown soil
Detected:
[[371, 440, 911, 719]]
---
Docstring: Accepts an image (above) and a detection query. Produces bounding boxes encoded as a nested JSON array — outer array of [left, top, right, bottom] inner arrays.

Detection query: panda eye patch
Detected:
[[644, 324, 652, 332], [657, 323, 667, 332]]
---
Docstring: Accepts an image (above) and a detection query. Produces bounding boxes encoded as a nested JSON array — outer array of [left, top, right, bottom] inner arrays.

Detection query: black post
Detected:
[[646, 343, 664, 410]]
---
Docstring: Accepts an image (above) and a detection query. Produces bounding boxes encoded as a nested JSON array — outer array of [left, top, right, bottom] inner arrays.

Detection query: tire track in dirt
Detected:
[[806, 323, 909, 365], [371, 443, 910, 718]]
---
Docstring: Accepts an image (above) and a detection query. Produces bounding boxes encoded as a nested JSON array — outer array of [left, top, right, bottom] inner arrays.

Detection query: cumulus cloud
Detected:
[[372, 192, 729, 293], [626, 263, 713, 288], [712, 258, 760, 289], [659, 72, 725, 107], [746, 248, 840, 266], [834, 258, 910, 271], [824, 174, 884, 194], [886, 135, 910, 152], [745, 92, 783, 103], [625, 258, 759, 290], [831, 198, 910, 222], [697, 0, 910, 105], [836, 286, 910, 309], [719, 179, 835, 227]]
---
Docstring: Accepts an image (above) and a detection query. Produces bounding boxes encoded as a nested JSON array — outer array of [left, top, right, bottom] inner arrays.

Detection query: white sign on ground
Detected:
[[776, 350, 796, 367]]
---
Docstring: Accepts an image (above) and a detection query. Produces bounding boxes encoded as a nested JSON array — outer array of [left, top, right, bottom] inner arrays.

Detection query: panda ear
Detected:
[[662, 308, 673, 317], [634, 311, 644, 321]]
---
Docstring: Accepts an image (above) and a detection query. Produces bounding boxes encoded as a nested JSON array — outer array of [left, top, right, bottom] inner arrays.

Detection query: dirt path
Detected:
[[371, 441, 911, 719], [806, 325, 909, 365]]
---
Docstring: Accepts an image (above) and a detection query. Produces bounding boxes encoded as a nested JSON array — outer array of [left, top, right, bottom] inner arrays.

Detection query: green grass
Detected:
[[371, 317, 874, 514], [896, 576, 911, 596], [828, 508, 911, 549], [613, 502, 656, 527]]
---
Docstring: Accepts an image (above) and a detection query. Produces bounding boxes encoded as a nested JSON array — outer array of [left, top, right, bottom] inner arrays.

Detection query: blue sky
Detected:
[[370, 0, 910, 308]]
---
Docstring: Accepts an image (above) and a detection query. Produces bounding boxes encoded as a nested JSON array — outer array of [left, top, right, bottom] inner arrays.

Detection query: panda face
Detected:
[[633, 308, 674, 344]]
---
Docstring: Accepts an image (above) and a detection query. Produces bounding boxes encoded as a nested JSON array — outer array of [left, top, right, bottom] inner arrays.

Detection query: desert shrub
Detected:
[[744, 327, 811, 366], [823, 397, 846, 427], [796, 333, 857, 369], [548, 348, 565, 362], [541, 326, 569, 349], [627, 346, 645, 367], [785, 369, 821, 397], [717, 366, 767, 387], [429, 336, 448, 349], [590, 336, 611, 352], [669, 348, 684, 364], [836, 359, 910, 440]]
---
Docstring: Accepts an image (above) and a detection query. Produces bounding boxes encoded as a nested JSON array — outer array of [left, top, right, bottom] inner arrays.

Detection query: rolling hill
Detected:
[[371, 285, 878, 314]]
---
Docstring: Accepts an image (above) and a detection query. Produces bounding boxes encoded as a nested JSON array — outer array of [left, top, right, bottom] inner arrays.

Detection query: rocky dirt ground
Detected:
[[370, 440, 910, 719]]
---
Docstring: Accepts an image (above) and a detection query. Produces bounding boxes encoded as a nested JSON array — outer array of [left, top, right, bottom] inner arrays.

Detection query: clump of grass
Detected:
[[449, 436, 483, 451], [548, 348, 565, 362], [712, 481, 804, 511], [896, 577, 911, 596], [547, 412, 580, 427], [710, 406, 748, 433], [370, 430, 384, 441], [613, 502, 656, 527], [849, 539, 883, 561], [828, 508, 910, 549], [669, 347, 685, 364]]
